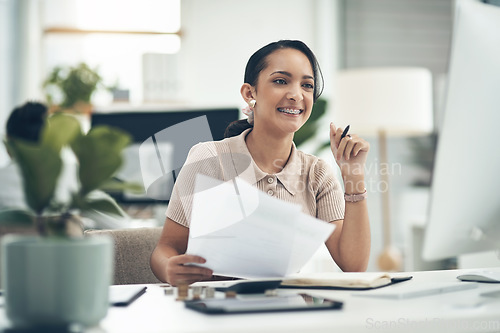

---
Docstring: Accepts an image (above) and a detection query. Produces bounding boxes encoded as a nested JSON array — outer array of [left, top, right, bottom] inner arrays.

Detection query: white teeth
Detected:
[[278, 108, 302, 115]]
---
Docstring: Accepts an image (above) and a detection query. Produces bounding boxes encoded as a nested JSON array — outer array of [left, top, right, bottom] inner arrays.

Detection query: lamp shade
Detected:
[[333, 67, 433, 135]]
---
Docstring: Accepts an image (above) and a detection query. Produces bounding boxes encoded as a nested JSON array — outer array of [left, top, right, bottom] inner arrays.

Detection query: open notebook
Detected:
[[280, 272, 413, 290]]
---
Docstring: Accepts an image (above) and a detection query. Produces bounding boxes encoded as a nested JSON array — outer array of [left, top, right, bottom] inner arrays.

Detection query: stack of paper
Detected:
[[186, 175, 335, 279]]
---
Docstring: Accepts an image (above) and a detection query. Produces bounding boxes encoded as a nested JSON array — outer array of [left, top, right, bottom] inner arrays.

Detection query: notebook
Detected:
[[280, 272, 413, 290]]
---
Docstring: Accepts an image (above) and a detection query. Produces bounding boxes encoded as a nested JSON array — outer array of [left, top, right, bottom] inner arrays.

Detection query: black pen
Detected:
[[340, 125, 350, 141]]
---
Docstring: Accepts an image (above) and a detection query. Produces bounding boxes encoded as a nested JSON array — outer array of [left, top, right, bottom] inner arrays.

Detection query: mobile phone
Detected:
[[184, 293, 343, 314]]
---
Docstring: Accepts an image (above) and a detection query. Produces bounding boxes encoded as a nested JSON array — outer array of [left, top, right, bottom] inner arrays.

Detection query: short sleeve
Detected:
[[165, 142, 223, 227], [313, 159, 345, 222]]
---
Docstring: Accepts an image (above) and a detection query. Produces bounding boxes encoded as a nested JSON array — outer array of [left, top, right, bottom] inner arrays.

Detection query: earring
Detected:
[[242, 100, 256, 125]]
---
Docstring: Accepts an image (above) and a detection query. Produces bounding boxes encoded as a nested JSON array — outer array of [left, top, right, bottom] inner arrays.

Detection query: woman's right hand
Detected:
[[166, 254, 213, 286]]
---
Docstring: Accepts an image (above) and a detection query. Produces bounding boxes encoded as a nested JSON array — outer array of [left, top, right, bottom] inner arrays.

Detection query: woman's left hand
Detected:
[[330, 122, 370, 176]]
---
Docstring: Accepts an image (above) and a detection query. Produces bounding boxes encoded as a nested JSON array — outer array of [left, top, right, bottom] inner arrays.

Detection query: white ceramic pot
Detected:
[[1, 234, 113, 328]]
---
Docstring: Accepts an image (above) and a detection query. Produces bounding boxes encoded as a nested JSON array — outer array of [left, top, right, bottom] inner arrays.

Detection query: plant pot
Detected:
[[1, 234, 113, 329]]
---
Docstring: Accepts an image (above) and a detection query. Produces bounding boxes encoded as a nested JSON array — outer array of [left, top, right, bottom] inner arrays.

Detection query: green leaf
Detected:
[[294, 124, 317, 147], [294, 98, 328, 147], [85, 198, 126, 216], [7, 140, 62, 214], [0, 209, 34, 227], [71, 192, 127, 217], [42, 113, 82, 151], [100, 178, 145, 194], [43, 66, 63, 88], [309, 98, 327, 123], [61, 63, 103, 107], [43, 63, 103, 109], [71, 126, 131, 195]]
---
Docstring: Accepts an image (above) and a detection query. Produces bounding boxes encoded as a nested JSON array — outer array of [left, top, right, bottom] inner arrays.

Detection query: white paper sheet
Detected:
[[186, 174, 335, 279]]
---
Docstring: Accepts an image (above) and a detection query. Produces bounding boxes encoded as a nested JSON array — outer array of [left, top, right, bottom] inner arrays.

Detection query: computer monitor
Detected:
[[422, 0, 500, 261], [91, 108, 239, 203], [91, 108, 239, 143]]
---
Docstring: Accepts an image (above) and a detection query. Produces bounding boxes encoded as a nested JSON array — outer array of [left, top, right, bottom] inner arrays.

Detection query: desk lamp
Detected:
[[333, 67, 433, 271]]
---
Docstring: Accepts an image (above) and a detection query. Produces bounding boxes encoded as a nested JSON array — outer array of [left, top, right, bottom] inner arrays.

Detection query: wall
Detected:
[[342, 0, 453, 129], [0, 0, 44, 166], [177, 0, 340, 107], [343, 0, 453, 74], [0, 0, 13, 165]]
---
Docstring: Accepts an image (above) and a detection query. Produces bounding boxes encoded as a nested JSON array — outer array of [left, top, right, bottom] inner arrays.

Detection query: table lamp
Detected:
[[333, 67, 433, 271]]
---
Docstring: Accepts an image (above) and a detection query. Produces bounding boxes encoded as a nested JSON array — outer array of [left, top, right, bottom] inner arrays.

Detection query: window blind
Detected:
[[342, 0, 453, 76]]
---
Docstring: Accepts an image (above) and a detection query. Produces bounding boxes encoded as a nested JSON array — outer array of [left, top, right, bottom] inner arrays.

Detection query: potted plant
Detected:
[[0, 112, 134, 329], [43, 62, 104, 116]]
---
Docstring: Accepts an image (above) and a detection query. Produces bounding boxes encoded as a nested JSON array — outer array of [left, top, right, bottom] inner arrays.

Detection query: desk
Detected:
[[1, 268, 499, 333]]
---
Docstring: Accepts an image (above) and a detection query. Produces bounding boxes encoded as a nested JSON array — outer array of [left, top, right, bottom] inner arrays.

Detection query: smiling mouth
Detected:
[[277, 108, 303, 115]]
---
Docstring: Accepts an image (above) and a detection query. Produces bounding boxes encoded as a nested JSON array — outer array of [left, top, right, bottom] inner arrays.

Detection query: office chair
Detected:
[[84, 227, 162, 285]]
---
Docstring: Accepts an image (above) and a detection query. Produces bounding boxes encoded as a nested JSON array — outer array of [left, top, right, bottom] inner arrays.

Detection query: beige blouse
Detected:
[[166, 128, 345, 227]]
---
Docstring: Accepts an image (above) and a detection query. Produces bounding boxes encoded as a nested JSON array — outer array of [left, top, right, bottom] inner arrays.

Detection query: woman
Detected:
[[150, 40, 370, 286]]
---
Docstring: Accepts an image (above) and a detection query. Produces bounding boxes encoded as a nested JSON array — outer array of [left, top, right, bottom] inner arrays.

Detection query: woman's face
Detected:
[[252, 48, 315, 136]]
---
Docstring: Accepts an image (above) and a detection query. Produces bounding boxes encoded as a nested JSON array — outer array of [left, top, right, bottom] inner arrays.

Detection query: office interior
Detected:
[[0, 0, 499, 275]]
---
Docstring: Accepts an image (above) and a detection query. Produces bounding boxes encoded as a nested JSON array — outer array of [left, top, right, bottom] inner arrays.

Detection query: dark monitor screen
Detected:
[[91, 108, 239, 143], [90, 108, 240, 203]]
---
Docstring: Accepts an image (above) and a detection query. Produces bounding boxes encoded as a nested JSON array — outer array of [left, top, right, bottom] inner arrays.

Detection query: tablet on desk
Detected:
[[184, 293, 343, 315]]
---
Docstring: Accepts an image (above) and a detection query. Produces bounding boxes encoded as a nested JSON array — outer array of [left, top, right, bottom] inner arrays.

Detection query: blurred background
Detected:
[[3, 0, 494, 272]]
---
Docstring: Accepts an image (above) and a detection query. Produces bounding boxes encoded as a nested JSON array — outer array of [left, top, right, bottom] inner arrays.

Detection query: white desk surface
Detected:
[[2, 268, 500, 333]]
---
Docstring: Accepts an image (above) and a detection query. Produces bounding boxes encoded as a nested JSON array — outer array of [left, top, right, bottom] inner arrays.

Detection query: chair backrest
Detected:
[[84, 227, 162, 285]]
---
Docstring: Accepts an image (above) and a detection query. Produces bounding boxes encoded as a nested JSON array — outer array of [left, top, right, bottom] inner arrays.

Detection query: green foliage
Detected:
[[294, 98, 328, 148], [41, 113, 82, 151], [99, 179, 145, 194], [43, 63, 103, 109], [0, 210, 34, 227], [71, 126, 131, 196], [0, 113, 134, 236], [70, 192, 125, 217], [6, 139, 62, 214]]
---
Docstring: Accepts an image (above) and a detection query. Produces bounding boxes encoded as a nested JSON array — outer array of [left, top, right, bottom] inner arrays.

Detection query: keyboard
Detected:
[[352, 282, 478, 299]]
